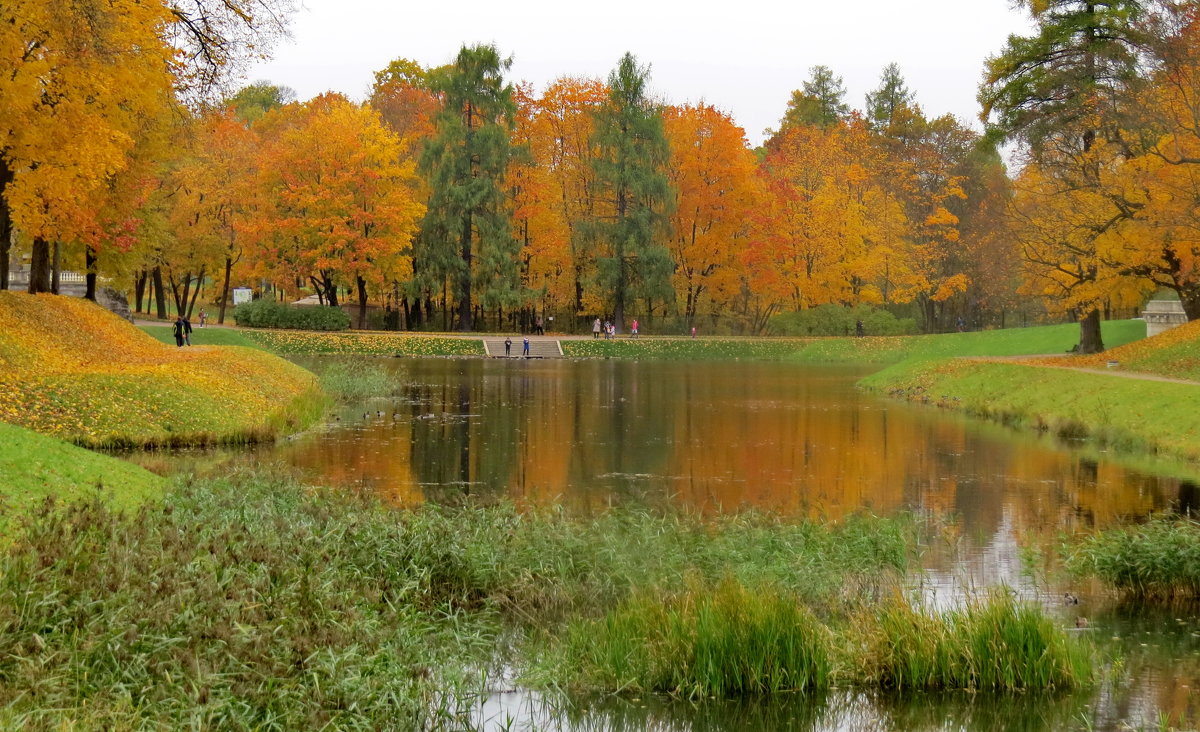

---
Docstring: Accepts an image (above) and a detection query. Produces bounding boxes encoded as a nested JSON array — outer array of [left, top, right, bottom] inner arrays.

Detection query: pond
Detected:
[[137, 357, 1200, 731]]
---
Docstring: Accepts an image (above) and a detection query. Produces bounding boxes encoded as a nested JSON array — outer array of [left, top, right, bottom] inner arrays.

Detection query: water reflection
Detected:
[[204, 358, 1190, 527]]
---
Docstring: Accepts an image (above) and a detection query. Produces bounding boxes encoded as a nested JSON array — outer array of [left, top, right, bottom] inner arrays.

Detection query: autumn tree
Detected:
[[417, 44, 521, 331], [663, 104, 759, 325], [980, 0, 1155, 352], [582, 53, 674, 328], [531, 77, 610, 316], [248, 94, 424, 324], [1, 0, 176, 293]]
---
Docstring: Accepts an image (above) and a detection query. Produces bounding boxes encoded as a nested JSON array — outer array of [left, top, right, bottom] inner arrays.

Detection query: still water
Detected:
[[144, 357, 1200, 731]]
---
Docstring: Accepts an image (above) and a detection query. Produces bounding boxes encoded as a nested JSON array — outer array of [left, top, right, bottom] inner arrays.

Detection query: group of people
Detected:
[[170, 309, 207, 347], [503, 335, 530, 357], [592, 318, 639, 339]]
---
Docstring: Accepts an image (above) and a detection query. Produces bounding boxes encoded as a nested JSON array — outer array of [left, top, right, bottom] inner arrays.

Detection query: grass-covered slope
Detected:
[[0, 293, 321, 447], [863, 359, 1200, 459], [1052, 318, 1200, 381], [0, 423, 163, 536]]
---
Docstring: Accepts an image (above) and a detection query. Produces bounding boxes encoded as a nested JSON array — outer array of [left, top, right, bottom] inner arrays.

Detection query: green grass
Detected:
[[1064, 517, 1200, 600], [0, 471, 915, 727], [0, 423, 163, 537], [869, 591, 1094, 692], [861, 359, 1200, 461], [557, 578, 833, 698], [139, 324, 265, 349], [562, 320, 1145, 363]]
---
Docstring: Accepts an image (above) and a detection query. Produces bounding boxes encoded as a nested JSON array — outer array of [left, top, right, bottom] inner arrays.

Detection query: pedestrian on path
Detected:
[[522, 336, 530, 356], [199, 310, 207, 328], [536, 315, 544, 335], [631, 319, 639, 338], [172, 316, 185, 347], [505, 336, 512, 356], [183, 316, 193, 346], [593, 318, 602, 338]]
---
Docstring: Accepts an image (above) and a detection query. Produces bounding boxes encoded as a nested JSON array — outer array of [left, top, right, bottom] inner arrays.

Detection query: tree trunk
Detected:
[[1078, 308, 1104, 354], [457, 214, 474, 331], [85, 247, 97, 301], [1178, 287, 1200, 321], [0, 160, 13, 291], [28, 238, 51, 294], [152, 267, 167, 318], [357, 275, 369, 329], [51, 241, 61, 294], [218, 255, 233, 324], [134, 270, 147, 313], [186, 267, 204, 317]]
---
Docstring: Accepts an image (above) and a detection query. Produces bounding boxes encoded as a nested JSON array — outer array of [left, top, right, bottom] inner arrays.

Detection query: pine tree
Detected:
[[583, 53, 674, 328], [865, 63, 915, 131], [780, 65, 850, 131], [417, 44, 521, 331]]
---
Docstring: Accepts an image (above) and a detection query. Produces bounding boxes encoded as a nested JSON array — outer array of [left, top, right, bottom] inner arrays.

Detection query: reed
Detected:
[[561, 578, 832, 698], [1064, 517, 1200, 600], [868, 591, 1094, 692]]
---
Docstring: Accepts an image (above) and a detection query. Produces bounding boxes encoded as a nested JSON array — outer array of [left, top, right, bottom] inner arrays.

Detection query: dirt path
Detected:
[[966, 355, 1200, 386]]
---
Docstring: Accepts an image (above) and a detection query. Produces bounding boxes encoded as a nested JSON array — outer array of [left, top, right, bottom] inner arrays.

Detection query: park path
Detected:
[[966, 355, 1200, 386]]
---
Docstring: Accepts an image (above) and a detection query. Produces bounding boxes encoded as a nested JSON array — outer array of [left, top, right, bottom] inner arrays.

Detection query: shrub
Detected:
[[770, 304, 917, 337], [233, 299, 350, 331]]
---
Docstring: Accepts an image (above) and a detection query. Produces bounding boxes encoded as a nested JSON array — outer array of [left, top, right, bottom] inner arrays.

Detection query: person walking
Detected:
[[593, 318, 602, 339], [172, 316, 185, 347], [504, 336, 512, 356], [536, 315, 544, 335], [199, 310, 208, 328], [183, 316, 193, 346], [631, 318, 639, 338], [522, 336, 530, 357]]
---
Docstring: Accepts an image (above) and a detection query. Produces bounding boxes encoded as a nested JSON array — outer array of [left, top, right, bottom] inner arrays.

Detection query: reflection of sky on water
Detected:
[[126, 357, 1200, 731]]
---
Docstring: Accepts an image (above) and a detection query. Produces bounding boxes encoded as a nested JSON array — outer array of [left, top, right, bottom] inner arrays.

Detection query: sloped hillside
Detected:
[[0, 293, 321, 447]]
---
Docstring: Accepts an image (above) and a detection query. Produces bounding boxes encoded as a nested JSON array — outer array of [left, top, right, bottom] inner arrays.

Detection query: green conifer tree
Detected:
[[583, 52, 674, 328], [417, 44, 520, 331]]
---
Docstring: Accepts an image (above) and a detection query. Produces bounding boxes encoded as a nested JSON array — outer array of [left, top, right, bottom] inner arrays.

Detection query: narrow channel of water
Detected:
[[130, 357, 1200, 731]]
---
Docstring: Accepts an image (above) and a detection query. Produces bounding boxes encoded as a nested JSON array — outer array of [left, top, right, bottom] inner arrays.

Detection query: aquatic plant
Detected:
[[559, 578, 833, 698], [1064, 517, 1200, 600], [868, 591, 1095, 692]]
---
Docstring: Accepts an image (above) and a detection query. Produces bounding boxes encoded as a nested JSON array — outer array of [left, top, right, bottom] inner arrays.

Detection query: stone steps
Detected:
[[483, 338, 563, 359]]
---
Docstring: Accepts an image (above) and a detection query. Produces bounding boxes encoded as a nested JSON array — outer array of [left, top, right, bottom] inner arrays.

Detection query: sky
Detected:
[[242, 0, 1035, 146]]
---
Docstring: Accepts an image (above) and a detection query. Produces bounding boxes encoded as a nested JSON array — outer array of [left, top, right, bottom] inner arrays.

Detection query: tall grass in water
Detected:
[[563, 579, 832, 698], [315, 358, 400, 402], [869, 592, 1094, 691], [1064, 517, 1200, 600], [0, 471, 913, 727]]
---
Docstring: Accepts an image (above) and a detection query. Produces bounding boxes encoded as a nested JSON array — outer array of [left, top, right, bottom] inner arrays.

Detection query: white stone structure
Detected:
[[1143, 299, 1188, 337]]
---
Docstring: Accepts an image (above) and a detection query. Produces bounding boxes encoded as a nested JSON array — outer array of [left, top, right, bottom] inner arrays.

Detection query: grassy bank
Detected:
[[0, 423, 163, 538], [562, 320, 1144, 363], [862, 359, 1200, 461], [1046, 318, 1200, 381], [0, 293, 322, 448], [240, 329, 483, 356]]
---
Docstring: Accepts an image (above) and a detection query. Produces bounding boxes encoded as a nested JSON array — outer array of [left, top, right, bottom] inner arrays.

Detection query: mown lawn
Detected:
[[0, 423, 162, 536]]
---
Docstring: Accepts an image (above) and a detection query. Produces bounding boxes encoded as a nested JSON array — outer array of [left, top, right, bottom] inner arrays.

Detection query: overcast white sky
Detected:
[[243, 0, 1034, 146]]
